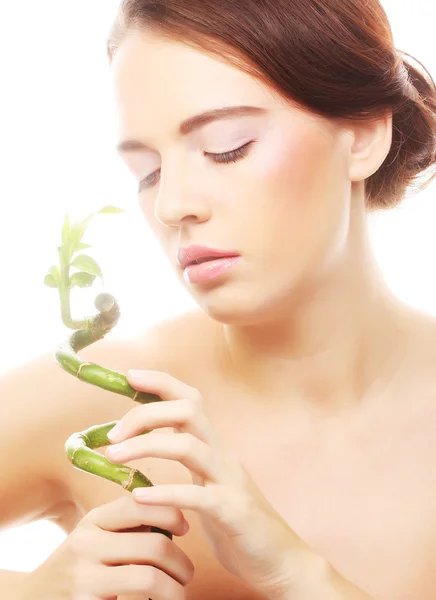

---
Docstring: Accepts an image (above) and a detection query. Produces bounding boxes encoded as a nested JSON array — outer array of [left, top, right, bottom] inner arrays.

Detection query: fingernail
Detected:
[[128, 369, 144, 381], [107, 423, 122, 442], [106, 444, 124, 458], [133, 487, 153, 499], [183, 520, 190, 534]]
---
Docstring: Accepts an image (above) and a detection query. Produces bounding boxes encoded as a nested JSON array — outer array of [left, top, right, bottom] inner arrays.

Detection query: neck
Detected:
[[218, 209, 411, 417]]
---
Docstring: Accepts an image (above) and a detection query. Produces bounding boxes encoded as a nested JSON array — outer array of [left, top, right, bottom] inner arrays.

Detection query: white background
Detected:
[[0, 0, 435, 574]]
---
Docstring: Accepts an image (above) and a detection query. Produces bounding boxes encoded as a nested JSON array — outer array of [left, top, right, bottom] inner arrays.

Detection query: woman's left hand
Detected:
[[105, 369, 315, 599]]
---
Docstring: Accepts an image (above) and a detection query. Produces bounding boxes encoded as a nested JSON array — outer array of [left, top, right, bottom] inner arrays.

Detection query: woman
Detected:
[[1, 0, 436, 599]]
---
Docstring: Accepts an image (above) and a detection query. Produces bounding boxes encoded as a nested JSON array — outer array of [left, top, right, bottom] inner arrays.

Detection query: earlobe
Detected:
[[347, 111, 393, 182]]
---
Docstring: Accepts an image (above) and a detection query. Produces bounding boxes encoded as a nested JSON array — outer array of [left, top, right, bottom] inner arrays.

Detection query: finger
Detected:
[[109, 398, 217, 445], [133, 483, 259, 541], [106, 432, 219, 482], [77, 528, 194, 586], [73, 595, 115, 600], [133, 483, 220, 518], [84, 495, 188, 536], [127, 369, 201, 403], [76, 562, 187, 599]]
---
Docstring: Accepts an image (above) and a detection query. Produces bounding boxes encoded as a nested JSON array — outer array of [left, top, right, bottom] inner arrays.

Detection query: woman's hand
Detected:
[[104, 369, 316, 599], [69, 495, 194, 600]]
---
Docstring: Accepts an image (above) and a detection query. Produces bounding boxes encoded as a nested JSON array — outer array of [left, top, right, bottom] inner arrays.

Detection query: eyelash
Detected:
[[137, 140, 255, 193]]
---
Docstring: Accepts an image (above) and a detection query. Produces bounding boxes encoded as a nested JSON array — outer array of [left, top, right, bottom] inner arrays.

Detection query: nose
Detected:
[[154, 164, 212, 228]]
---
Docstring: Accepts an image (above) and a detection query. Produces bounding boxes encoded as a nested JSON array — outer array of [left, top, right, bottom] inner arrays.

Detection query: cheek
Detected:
[[248, 129, 349, 260], [262, 128, 344, 208], [254, 129, 330, 210]]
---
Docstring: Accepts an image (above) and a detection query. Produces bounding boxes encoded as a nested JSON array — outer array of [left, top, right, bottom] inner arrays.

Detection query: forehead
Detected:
[[110, 28, 281, 138]]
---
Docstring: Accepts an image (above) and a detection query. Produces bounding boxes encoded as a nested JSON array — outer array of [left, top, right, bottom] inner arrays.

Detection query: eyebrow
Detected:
[[116, 105, 268, 153]]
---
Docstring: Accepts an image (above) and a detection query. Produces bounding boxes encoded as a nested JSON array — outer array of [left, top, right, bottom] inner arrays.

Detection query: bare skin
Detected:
[[78, 308, 436, 600], [3, 306, 436, 600]]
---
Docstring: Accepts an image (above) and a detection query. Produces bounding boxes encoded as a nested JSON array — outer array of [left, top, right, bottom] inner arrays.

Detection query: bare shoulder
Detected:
[[132, 309, 220, 354], [126, 309, 222, 380]]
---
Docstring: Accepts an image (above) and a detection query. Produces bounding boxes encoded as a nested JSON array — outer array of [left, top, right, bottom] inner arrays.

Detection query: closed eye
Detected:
[[137, 140, 255, 194]]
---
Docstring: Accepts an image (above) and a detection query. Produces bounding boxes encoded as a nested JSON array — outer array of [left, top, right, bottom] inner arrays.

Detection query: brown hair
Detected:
[[107, 0, 436, 210]]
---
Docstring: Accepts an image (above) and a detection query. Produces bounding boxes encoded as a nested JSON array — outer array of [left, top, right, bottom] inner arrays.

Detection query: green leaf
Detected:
[[70, 212, 95, 253], [44, 265, 61, 288], [74, 242, 93, 253], [98, 205, 125, 215], [71, 254, 102, 278], [50, 265, 61, 284], [44, 274, 58, 288], [69, 272, 97, 288]]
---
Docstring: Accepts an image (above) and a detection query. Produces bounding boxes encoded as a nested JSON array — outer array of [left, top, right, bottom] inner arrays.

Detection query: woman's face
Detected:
[[111, 28, 355, 324]]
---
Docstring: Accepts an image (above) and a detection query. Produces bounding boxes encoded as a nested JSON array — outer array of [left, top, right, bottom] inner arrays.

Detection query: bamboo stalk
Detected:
[[57, 291, 172, 546], [44, 207, 172, 599]]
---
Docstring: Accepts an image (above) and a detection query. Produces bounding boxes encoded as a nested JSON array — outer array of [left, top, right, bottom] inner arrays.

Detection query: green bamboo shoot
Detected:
[[44, 206, 172, 599]]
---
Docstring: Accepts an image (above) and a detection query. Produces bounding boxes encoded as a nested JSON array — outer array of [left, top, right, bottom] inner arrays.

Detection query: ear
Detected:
[[345, 110, 393, 182]]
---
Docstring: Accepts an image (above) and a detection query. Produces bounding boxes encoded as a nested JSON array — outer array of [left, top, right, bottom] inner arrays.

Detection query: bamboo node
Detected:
[[77, 362, 93, 380], [126, 468, 136, 490]]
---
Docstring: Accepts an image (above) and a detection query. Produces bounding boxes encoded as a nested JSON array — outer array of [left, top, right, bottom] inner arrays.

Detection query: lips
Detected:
[[177, 245, 240, 270], [191, 256, 219, 265], [183, 255, 242, 284]]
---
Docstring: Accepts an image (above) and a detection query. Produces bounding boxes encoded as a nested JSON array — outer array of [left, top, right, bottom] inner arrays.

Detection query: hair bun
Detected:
[[369, 52, 436, 208]]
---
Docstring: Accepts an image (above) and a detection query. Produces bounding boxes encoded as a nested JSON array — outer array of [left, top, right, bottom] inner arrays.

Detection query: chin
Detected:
[[192, 284, 293, 327]]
